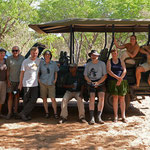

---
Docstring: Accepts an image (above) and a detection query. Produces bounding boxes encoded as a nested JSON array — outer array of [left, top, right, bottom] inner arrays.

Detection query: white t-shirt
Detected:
[[21, 57, 41, 87]]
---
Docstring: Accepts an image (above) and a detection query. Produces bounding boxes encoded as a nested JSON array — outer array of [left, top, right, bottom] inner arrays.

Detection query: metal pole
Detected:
[[70, 25, 73, 64], [72, 31, 75, 63], [104, 31, 107, 50], [107, 24, 114, 61], [147, 25, 150, 45]]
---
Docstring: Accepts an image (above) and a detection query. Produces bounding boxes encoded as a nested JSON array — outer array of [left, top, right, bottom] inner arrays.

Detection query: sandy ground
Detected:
[[0, 96, 150, 150]]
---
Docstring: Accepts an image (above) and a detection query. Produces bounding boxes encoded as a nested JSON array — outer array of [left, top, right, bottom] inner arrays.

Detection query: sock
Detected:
[[89, 110, 95, 121], [97, 111, 102, 120]]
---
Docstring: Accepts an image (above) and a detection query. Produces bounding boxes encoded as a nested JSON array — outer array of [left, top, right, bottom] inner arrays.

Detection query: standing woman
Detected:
[[39, 50, 59, 118], [0, 48, 7, 116], [107, 49, 128, 123]]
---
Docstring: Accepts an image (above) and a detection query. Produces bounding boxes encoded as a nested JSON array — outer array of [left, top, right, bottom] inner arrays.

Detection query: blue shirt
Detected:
[[39, 59, 59, 85]]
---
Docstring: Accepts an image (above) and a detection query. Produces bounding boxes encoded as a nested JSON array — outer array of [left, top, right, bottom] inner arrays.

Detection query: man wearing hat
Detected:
[[59, 63, 86, 124], [84, 50, 107, 125], [0, 48, 7, 116]]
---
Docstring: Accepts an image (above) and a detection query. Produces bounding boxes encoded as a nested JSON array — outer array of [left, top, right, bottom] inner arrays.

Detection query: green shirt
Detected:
[[6, 55, 24, 82]]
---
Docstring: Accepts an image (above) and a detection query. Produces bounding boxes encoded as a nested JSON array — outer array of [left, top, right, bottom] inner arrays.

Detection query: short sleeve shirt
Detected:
[[39, 60, 59, 85], [6, 55, 24, 82], [64, 72, 84, 92], [21, 57, 41, 87], [84, 60, 107, 81]]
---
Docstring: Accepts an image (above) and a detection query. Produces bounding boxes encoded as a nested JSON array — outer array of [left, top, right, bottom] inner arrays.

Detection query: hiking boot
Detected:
[[19, 113, 30, 121], [58, 118, 67, 124], [97, 118, 104, 124], [79, 118, 87, 123], [89, 117, 95, 125]]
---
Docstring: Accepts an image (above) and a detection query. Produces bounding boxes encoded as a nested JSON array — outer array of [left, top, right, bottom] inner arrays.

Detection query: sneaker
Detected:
[[45, 113, 50, 118], [89, 117, 95, 125], [58, 118, 67, 124], [54, 114, 59, 119], [6, 113, 12, 120], [97, 118, 104, 124], [79, 118, 87, 123], [122, 118, 127, 123]]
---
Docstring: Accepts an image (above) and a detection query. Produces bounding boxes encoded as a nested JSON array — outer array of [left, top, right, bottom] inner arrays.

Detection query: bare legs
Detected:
[[113, 95, 126, 122], [136, 66, 146, 87]]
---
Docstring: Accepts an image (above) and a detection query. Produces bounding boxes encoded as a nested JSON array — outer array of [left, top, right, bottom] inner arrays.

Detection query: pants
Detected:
[[21, 86, 38, 116], [60, 91, 85, 119]]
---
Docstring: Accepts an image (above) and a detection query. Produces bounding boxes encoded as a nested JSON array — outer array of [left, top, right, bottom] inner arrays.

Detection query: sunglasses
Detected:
[[12, 50, 19, 53], [47, 68, 50, 74]]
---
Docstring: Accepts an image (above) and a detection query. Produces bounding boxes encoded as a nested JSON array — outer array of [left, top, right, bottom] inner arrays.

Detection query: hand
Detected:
[[53, 79, 56, 84], [18, 83, 23, 91], [116, 80, 121, 86], [7, 80, 11, 88], [94, 82, 99, 88]]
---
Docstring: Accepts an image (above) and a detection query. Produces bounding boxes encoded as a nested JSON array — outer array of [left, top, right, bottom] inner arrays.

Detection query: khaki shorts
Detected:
[[40, 82, 55, 99], [7, 81, 19, 93], [0, 81, 6, 104], [140, 62, 150, 72]]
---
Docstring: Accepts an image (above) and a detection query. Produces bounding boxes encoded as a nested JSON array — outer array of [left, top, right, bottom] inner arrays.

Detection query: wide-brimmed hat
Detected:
[[0, 48, 6, 53], [69, 63, 77, 67], [88, 50, 100, 57]]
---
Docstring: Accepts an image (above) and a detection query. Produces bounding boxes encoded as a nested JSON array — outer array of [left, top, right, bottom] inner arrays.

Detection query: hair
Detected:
[[130, 35, 137, 40], [0, 48, 6, 53], [110, 49, 118, 53], [30, 47, 38, 52], [12, 46, 20, 50], [43, 49, 52, 59]]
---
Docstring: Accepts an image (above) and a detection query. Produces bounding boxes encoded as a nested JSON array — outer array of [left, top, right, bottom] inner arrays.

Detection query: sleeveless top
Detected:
[[108, 58, 126, 80]]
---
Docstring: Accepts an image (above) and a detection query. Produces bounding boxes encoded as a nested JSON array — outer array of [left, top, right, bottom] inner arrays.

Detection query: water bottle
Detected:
[[73, 81, 77, 90]]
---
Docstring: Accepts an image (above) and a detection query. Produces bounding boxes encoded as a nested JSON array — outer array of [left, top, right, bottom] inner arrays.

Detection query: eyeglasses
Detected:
[[12, 50, 19, 53], [47, 68, 50, 74]]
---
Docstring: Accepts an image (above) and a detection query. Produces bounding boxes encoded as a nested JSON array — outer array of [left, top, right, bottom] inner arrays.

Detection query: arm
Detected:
[[107, 60, 121, 80], [127, 45, 140, 58], [18, 71, 25, 91], [114, 38, 126, 49], [140, 48, 149, 55], [53, 72, 58, 84], [120, 59, 127, 79], [84, 75, 91, 84]]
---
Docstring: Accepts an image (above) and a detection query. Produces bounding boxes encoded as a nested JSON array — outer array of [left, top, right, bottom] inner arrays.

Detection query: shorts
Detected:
[[0, 81, 6, 104], [140, 62, 150, 72], [40, 82, 55, 99], [7, 81, 19, 93], [107, 80, 128, 96], [89, 83, 105, 93]]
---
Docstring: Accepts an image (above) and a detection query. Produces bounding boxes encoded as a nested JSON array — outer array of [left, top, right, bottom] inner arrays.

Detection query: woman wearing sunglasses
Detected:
[[39, 50, 59, 119]]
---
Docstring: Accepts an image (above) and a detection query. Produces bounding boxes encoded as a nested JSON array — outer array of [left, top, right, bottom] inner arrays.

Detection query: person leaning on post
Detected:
[[18, 47, 40, 121], [38, 49, 59, 119], [84, 50, 107, 125], [0, 48, 7, 117], [6, 46, 24, 119]]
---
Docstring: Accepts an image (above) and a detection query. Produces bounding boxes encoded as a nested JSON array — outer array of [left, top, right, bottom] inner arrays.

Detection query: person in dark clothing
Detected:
[[107, 49, 128, 123]]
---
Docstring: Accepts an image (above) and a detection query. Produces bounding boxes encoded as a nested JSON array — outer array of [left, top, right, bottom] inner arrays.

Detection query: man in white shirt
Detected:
[[18, 47, 40, 121]]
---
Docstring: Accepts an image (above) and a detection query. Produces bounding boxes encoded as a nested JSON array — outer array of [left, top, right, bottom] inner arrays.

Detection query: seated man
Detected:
[[59, 63, 86, 124], [114, 35, 140, 64], [135, 45, 150, 87]]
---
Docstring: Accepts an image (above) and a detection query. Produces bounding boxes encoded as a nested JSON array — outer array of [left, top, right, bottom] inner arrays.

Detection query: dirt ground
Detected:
[[0, 96, 150, 150]]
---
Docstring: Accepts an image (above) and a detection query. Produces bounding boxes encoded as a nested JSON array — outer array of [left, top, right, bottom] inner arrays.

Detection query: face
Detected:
[[44, 53, 51, 60], [0, 51, 6, 59], [30, 50, 38, 59], [91, 54, 99, 60], [69, 66, 77, 73], [111, 50, 118, 58], [130, 36, 136, 45], [12, 46, 20, 57]]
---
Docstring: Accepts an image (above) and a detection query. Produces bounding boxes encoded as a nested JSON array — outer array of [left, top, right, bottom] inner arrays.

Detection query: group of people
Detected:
[[0, 34, 149, 125]]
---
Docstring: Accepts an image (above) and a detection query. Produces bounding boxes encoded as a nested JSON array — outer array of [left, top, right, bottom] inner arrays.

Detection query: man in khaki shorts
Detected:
[[6, 46, 24, 119], [59, 63, 86, 124], [135, 45, 150, 87]]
